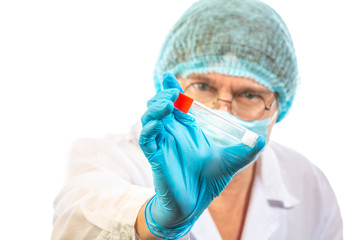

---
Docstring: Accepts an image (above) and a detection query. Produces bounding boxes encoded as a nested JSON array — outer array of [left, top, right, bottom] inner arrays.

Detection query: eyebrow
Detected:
[[186, 75, 213, 83], [239, 85, 272, 93], [183, 74, 274, 94]]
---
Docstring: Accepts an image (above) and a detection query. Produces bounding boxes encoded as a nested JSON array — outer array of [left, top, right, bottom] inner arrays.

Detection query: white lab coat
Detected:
[[52, 123, 343, 240]]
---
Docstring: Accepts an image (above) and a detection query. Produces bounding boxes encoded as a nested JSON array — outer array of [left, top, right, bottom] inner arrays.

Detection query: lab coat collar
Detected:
[[240, 143, 300, 239], [259, 142, 299, 208]]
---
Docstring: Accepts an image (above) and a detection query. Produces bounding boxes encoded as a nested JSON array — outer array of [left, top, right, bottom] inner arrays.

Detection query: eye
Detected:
[[193, 82, 212, 92], [243, 91, 259, 100]]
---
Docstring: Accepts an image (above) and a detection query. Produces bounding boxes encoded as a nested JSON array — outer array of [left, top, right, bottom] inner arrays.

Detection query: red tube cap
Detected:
[[174, 92, 194, 113]]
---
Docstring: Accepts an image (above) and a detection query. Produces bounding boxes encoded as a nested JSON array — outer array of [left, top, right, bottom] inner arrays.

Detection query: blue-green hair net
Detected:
[[153, 0, 299, 122]]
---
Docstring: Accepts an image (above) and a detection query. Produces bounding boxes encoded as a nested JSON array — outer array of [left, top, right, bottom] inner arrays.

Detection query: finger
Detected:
[[162, 73, 184, 93], [223, 135, 266, 170], [139, 120, 163, 158], [141, 99, 174, 126], [147, 88, 179, 108], [252, 135, 266, 154], [173, 108, 196, 125]]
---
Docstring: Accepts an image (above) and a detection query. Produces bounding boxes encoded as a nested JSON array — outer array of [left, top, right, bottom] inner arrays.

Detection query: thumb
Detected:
[[162, 73, 184, 93]]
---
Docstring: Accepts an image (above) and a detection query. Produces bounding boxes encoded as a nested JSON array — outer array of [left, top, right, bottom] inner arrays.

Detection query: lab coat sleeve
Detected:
[[315, 168, 343, 240], [52, 137, 156, 240]]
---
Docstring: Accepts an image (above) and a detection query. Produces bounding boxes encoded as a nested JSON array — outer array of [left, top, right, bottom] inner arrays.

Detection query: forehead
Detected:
[[179, 72, 271, 92]]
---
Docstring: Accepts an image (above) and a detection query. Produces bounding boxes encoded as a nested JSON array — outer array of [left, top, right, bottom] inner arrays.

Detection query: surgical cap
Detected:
[[153, 0, 299, 122]]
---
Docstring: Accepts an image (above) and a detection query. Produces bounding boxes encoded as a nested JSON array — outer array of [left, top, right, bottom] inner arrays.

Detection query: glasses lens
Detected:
[[231, 92, 266, 121], [184, 83, 217, 108]]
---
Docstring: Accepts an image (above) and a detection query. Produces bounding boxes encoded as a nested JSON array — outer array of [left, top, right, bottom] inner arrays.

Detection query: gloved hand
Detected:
[[139, 73, 266, 239]]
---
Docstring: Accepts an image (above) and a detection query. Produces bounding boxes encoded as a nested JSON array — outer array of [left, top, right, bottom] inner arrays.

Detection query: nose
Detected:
[[215, 98, 232, 113]]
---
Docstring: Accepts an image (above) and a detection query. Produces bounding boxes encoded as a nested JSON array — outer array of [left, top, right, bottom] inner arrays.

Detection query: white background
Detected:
[[1, 0, 359, 239]]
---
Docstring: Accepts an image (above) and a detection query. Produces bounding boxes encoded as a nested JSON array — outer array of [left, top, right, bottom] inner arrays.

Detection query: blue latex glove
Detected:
[[139, 73, 266, 239]]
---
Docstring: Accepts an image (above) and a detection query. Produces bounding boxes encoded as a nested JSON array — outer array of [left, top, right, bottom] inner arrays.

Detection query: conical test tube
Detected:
[[173, 92, 259, 147]]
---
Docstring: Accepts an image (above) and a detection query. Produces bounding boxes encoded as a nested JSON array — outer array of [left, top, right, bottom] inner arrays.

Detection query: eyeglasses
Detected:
[[183, 82, 276, 121]]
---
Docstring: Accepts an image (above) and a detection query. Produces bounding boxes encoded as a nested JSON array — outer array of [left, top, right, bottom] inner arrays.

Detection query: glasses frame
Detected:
[[183, 82, 277, 120]]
